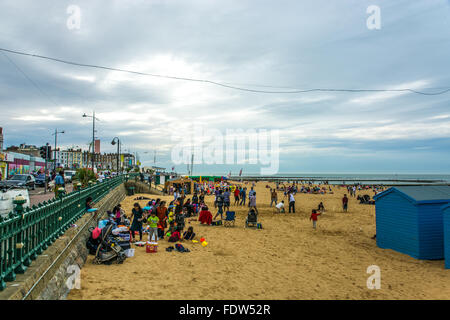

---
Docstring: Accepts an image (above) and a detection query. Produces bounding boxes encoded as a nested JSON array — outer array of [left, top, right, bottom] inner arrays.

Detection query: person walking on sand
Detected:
[[288, 191, 295, 213], [342, 194, 349, 212], [240, 187, 246, 206], [310, 209, 321, 229], [233, 187, 240, 206], [270, 188, 277, 207], [214, 190, 225, 220], [318, 202, 325, 213], [223, 188, 231, 212]]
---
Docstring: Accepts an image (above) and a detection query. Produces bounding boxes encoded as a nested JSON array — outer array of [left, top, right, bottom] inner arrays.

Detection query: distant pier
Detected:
[[229, 176, 449, 185]]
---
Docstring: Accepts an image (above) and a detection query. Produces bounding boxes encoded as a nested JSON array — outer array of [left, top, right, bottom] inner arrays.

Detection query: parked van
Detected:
[[64, 170, 76, 183]]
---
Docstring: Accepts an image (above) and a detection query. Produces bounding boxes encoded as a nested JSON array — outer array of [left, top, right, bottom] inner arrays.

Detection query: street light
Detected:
[[111, 137, 120, 174], [82, 111, 100, 172], [52, 129, 65, 170]]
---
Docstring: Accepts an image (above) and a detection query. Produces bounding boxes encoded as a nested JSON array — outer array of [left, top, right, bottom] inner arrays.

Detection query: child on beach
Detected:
[[318, 202, 325, 213], [342, 194, 349, 212], [310, 209, 321, 229], [249, 192, 258, 212], [166, 221, 176, 238], [147, 210, 159, 242], [275, 200, 285, 213], [183, 226, 196, 240]]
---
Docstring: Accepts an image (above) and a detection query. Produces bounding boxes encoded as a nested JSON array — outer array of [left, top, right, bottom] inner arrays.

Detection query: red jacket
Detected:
[[310, 212, 321, 221], [199, 210, 212, 225]]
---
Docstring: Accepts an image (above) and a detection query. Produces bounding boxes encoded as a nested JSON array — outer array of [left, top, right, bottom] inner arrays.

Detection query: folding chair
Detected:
[[224, 211, 235, 227]]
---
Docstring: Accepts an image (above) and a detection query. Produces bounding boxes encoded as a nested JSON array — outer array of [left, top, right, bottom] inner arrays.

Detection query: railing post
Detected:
[[13, 195, 28, 274], [4, 213, 16, 281], [0, 216, 6, 290]]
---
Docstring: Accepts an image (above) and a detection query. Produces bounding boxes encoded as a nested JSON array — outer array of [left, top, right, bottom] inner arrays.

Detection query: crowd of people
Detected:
[[104, 180, 385, 243]]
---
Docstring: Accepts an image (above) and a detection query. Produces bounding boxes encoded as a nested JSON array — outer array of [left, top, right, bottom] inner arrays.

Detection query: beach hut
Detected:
[[442, 204, 450, 269], [373, 186, 450, 260]]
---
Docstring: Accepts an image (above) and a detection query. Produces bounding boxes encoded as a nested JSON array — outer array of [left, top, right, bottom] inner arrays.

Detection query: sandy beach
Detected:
[[67, 181, 450, 300]]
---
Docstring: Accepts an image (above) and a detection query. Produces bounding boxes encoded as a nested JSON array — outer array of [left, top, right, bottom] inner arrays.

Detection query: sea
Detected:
[[226, 173, 450, 185]]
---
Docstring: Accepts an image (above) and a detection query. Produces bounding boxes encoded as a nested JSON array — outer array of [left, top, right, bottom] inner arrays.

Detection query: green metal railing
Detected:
[[0, 173, 137, 291]]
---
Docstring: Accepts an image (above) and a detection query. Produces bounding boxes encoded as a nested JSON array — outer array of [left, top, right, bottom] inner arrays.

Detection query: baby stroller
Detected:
[[93, 222, 127, 265], [245, 209, 262, 229]]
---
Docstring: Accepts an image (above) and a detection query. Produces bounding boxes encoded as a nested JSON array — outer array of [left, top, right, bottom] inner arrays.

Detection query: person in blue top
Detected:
[[239, 187, 246, 206], [54, 171, 65, 197]]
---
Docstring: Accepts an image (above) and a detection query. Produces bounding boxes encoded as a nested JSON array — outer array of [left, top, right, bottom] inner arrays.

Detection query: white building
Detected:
[[56, 149, 83, 169]]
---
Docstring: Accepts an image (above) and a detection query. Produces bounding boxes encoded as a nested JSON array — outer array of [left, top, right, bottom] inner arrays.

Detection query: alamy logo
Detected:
[[66, 264, 81, 290], [66, 5, 81, 30], [171, 126, 280, 175], [367, 5, 381, 30], [366, 265, 381, 289]]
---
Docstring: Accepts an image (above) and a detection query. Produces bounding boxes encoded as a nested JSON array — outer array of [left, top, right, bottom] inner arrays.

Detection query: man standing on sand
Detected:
[[342, 194, 349, 212], [288, 191, 295, 213], [270, 188, 277, 207], [240, 187, 246, 206]]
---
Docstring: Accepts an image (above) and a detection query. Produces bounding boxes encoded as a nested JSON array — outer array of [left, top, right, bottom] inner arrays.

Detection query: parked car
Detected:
[[64, 170, 76, 183], [0, 174, 35, 190], [35, 173, 50, 187]]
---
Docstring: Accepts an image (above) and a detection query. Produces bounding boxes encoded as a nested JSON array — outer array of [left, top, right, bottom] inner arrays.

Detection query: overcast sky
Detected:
[[0, 0, 449, 174]]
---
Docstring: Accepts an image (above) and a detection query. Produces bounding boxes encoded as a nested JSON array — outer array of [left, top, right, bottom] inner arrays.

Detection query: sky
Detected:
[[0, 0, 449, 175]]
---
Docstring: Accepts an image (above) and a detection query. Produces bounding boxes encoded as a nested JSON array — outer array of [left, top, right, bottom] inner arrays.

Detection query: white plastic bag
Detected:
[[124, 249, 135, 257]]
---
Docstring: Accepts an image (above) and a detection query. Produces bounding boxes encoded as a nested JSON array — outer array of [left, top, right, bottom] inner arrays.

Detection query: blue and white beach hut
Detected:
[[441, 204, 450, 269], [373, 186, 450, 260]]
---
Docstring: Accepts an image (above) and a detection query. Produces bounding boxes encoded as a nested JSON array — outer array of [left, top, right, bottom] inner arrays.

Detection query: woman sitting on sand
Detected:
[[199, 206, 213, 225]]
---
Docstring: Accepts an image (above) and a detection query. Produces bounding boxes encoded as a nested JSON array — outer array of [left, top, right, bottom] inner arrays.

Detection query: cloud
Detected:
[[0, 0, 449, 173]]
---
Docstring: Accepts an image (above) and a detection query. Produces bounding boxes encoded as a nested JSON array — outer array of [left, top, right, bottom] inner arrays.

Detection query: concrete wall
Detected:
[[125, 180, 165, 196], [0, 183, 127, 300]]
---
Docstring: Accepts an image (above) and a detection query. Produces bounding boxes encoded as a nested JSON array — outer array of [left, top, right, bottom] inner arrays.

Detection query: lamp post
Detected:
[[111, 137, 120, 174], [82, 112, 100, 172], [52, 129, 65, 170]]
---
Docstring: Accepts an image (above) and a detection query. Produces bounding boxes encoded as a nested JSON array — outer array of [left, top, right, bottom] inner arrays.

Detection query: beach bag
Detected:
[[146, 242, 158, 253]]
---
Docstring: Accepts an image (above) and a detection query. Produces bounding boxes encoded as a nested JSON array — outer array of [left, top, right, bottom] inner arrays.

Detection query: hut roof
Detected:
[[374, 186, 450, 204]]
